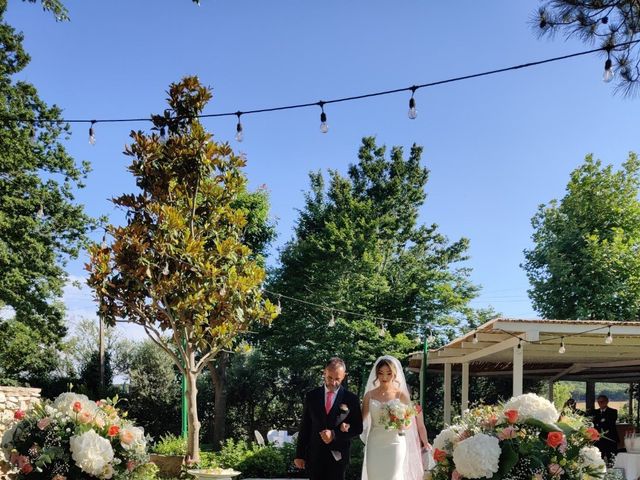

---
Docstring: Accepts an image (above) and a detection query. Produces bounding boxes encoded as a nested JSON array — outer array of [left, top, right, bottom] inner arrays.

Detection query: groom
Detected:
[[294, 357, 363, 480]]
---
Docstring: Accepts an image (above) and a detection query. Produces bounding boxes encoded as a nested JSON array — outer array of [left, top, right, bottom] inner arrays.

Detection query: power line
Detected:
[[5, 40, 638, 130]]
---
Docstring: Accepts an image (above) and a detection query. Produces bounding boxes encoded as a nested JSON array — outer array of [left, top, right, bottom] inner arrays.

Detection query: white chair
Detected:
[[266, 429, 279, 445], [254, 430, 265, 446]]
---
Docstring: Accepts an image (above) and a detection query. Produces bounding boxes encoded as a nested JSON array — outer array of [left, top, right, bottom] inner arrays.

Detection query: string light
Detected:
[[100, 235, 107, 249], [89, 120, 96, 145], [162, 262, 169, 276], [472, 332, 479, 344], [328, 311, 336, 327], [275, 295, 282, 316], [517, 339, 522, 349], [159, 126, 167, 143], [318, 102, 328, 134], [235, 112, 244, 142], [5, 40, 639, 138], [427, 333, 436, 344], [36, 204, 44, 219], [379, 323, 386, 337], [408, 86, 418, 120], [605, 326, 613, 344], [558, 337, 566, 354], [603, 49, 614, 83]]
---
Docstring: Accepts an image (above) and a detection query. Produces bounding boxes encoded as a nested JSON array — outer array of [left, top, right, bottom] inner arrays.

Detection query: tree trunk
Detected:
[[208, 351, 229, 450], [186, 363, 201, 464]]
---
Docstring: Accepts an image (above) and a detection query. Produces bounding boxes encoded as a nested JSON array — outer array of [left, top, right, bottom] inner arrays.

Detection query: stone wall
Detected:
[[0, 387, 40, 480], [0, 386, 41, 433]]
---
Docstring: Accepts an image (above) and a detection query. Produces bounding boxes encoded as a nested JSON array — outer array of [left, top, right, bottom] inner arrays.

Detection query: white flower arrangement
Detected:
[[433, 425, 465, 453], [503, 392, 559, 424], [580, 446, 606, 473], [451, 433, 501, 479], [70, 429, 115, 478]]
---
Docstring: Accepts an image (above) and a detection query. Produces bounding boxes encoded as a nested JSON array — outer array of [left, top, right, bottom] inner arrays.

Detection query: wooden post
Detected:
[[513, 343, 523, 396], [444, 363, 452, 425], [461, 363, 469, 414]]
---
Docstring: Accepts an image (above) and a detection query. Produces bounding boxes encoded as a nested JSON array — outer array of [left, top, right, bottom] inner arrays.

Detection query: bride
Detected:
[[359, 355, 423, 480]]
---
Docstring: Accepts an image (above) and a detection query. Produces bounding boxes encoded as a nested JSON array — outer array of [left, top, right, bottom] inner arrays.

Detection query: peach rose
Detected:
[[504, 409, 519, 424], [546, 431, 565, 448], [585, 427, 600, 441], [433, 448, 448, 462]]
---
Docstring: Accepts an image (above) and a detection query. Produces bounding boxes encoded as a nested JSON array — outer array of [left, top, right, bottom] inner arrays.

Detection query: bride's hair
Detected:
[[372, 358, 399, 386]]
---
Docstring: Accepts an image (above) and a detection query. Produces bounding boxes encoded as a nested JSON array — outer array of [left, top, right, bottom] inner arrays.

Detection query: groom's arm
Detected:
[[333, 392, 363, 443]]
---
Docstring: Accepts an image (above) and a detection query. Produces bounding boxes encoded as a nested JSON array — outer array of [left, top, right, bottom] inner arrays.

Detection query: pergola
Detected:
[[408, 318, 640, 424]]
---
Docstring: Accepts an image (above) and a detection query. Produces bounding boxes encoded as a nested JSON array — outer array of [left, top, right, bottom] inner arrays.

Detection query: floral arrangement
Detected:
[[379, 399, 417, 436], [431, 393, 606, 480], [1, 392, 153, 480]]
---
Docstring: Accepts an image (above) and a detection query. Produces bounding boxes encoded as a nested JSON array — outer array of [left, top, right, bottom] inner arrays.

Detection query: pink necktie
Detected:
[[325, 391, 334, 414]]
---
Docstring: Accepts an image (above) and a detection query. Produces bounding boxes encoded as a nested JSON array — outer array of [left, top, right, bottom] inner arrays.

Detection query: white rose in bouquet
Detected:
[[53, 392, 98, 418], [433, 425, 465, 453], [70, 429, 114, 477]]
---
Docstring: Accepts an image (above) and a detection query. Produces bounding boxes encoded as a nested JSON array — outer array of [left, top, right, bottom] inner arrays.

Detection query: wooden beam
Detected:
[[430, 336, 522, 364]]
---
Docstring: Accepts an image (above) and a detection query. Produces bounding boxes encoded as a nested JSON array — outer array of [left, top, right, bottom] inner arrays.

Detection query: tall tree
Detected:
[[0, 0, 92, 356], [523, 153, 640, 319], [207, 187, 276, 448], [86, 76, 277, 462], [261, 136, 478, 401], [534, 1, 640, 95]]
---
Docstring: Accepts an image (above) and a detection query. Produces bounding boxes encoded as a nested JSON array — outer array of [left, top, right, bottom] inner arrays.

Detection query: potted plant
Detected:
[[150, 433, 187, 477]]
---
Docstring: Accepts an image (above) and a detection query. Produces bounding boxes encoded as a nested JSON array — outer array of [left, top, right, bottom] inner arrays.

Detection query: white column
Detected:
[[548, 380, 554, 402], [444, 363, 452, 425], [461, 363, 469, 414], [513, 344, 523, 396]]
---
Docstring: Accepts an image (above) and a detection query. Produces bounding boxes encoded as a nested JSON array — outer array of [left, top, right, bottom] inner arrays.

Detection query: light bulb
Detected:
[[472, 332, 478, 344], [559, 339, 566, 354], [36, 204, 44, 219], [235, 122, 244, 142], [328, 312, 336, 327], [162, 262, 169, 276], [320, 109, 328, 133], [101, 235, 107, 249], [379, 325, 386, 337], [605, 328, 613, 344], [275, 297, 282, 315], [603, 59, 615, 83], [89, 121, 96, 145], [427, 334, 435, 343], [408, 96, 417, 120]]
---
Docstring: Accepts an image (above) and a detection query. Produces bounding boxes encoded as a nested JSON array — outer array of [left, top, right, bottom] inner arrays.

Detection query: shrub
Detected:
[[153, 433, 187, 456], [238, 447, 286, 478], [216, 438, 255, 469]]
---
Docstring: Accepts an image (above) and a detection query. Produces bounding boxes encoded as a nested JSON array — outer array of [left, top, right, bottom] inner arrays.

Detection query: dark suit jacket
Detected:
[[295, 385, 363, 471], [593, 407, 619, 442]]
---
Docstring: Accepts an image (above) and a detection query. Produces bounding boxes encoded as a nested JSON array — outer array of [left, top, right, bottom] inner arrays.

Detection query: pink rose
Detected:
[[14, 410, 25, 420], [9, 452, 19, 465], [127, 460, 136, 472], [482, 414, 498, 428], [21, 463, 33, 474], [72, 401, 82, 413], [452, 470, 462, 480], [37, 417, 52, 430], [498, 426, 517, 440], [79, 412, 93, 424], [548, 464, 564, 477], [16, 455, 29, 469]]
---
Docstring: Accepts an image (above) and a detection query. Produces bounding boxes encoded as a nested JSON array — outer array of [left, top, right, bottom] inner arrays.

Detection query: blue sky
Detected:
[[7, 1, 640, 337]]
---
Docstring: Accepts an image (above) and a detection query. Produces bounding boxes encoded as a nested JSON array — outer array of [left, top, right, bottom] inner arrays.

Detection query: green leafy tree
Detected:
[[534, 1, 640, 95], [261, 136, 478, 403], [523, 153, 640, 319], [0, 0, 93, 348], [207, 187, 276, 448], [86, 76, 277, 462], [0, 318, 62, 384], [127, 340, 181, 439], [78, 349, 114, 399]]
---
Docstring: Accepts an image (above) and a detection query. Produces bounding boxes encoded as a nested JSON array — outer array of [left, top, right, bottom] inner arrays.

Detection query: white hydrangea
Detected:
[[53, 393, 98, 418], [433, 425, 465, 453], [580, 446, 606, 473], [503, 393, 559, 425], [69, 429, 114, 478], [452, 433, 501, 479]]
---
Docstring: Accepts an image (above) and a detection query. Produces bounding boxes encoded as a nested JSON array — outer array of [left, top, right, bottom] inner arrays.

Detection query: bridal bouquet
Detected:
[[431, 393, 605, 480], [1, 392, 153, 480], [379, 399, 417, 436]]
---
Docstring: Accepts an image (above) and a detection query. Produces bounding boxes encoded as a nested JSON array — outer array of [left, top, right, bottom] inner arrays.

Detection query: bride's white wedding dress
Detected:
[[365, 399, 406, 480]]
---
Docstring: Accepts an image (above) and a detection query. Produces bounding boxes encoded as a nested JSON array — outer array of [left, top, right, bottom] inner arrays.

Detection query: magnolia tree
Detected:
[[86, 76, 277, 462]]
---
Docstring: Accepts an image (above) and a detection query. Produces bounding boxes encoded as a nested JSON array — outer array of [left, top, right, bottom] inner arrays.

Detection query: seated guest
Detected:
[[562, 398, 584, 416], [592, 395, 619, 463]]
